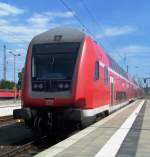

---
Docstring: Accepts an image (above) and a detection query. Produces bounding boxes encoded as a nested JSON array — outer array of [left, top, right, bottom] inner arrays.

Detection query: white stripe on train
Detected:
[[82, 100, 131, 117], [99, 61, 137, 87]]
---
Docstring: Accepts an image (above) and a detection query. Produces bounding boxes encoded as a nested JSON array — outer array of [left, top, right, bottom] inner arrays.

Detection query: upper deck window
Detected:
[[107, 54, 128, 79], [104, 66, 108, 84], [94, 61, 99, 80]]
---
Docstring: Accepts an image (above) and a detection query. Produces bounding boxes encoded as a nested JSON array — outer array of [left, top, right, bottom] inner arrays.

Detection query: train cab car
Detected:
[[13, 27, 143, 133]]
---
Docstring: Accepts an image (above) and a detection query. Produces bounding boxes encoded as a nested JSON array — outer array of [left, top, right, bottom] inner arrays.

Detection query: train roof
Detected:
[[31, 27, 86, 44], [30, 26, 139, 87]]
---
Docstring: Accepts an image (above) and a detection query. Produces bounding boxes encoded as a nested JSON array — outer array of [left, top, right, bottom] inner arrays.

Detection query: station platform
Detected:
[[36, 99, 149, 157], [0, 100, 21, 117]]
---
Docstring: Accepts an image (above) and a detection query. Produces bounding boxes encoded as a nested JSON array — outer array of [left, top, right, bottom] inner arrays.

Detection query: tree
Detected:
[[18, 67, 24, 89], [0, 80, 15, 89]]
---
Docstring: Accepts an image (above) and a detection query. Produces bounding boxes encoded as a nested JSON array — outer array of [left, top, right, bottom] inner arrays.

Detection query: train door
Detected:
[[110, 77, 114, 110]]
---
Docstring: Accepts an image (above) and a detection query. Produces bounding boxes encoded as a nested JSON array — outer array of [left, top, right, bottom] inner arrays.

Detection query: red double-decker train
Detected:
[[13, 27, 144, 132]]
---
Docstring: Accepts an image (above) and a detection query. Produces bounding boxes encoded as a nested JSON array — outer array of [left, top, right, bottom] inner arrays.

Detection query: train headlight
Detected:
[[64, 83, 69, 89], [34, 84, 38, 89], [39, 83, 43, 89], [58, 83, 63, 89]]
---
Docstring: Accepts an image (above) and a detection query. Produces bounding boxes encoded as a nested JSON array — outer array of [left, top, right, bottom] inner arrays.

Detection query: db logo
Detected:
[[45, 99, 54, 106]]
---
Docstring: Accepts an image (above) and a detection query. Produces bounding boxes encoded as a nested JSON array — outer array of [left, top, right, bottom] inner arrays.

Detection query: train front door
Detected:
[[110, 77, 114, 111]]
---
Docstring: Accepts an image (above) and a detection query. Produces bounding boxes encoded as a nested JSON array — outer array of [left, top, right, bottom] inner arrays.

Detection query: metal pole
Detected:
[[8, 51, 20, 103], [127, 65, 129, 73], [14, 55, 16, 103], [3, 45, 6, 80], [14, 55, 16, 84]]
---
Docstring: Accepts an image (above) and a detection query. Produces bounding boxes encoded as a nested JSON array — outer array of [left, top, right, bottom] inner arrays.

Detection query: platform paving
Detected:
[[0, 100, 21, 117], [116, 99, 150, 157], [0, 100, 21, 107], [35, 99, 149, 157]]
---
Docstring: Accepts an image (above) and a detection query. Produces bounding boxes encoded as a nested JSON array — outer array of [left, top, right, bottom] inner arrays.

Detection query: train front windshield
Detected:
[[31, 43, 80, 80]]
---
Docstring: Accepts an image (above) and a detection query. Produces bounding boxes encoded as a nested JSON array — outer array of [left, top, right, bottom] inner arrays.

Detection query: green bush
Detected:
[[0, 80, 15, 89]]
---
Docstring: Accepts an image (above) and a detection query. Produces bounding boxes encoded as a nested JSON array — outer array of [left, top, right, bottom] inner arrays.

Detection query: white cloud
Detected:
[[97, 25, 137, 38], [45, 11, 75, 18], [109, 45, 150, 61], [114, 45, 150, 55], [27, 11, 75, 27], [0, 19, 9, 25], [27, 13, 51, 27], [0, 10, 75, 43], [0, 23, 49, 43], [0, 20, 56, 43], [0, 2, 24, 16]]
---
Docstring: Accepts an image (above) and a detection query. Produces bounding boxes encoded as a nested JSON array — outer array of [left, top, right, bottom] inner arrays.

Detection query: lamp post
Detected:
[[9, 51, 20, 103]]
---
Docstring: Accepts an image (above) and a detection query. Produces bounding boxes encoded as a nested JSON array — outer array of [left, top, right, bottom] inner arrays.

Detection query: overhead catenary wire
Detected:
[[80, 0, 114, 48], [80, 0, 101, 30], [59, 0, 114, 51], [79, 0, 135, 76], [59, 0, 141, 81], [59, 0, 95, 38]]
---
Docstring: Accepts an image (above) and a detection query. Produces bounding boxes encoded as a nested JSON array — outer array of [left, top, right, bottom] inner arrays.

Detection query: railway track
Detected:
[[0, 108, 110, 157], [0, 132, 73, 157], [0, 116, 14, 123], [0, 136, 48, 157], [0, 116, 18, 127], [0, 124, 80, 157]]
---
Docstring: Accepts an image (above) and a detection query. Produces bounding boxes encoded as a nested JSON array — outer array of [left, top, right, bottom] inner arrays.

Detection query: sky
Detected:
[[0, 0, 149, 84]]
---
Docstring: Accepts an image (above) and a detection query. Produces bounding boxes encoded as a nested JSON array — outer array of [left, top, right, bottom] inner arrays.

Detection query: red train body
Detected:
[[13, 27, 144, 132]]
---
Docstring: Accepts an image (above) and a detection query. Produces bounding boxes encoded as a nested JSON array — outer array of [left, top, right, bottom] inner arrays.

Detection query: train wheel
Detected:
[[24, 119, 33, 128], [104, 110, 109, 117]]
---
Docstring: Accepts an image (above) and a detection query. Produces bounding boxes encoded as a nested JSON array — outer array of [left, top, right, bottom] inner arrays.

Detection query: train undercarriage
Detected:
[[13, 107, 103, 135]]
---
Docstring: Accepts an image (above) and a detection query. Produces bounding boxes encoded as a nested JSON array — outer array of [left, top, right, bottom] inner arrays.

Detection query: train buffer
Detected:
[[35, 99, 150, 157]]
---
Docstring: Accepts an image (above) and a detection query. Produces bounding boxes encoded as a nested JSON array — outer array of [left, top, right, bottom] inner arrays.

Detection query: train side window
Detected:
[[116, 91, 127, 100], [94, 61, 99, 80], [104, 66, 108, 84]]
